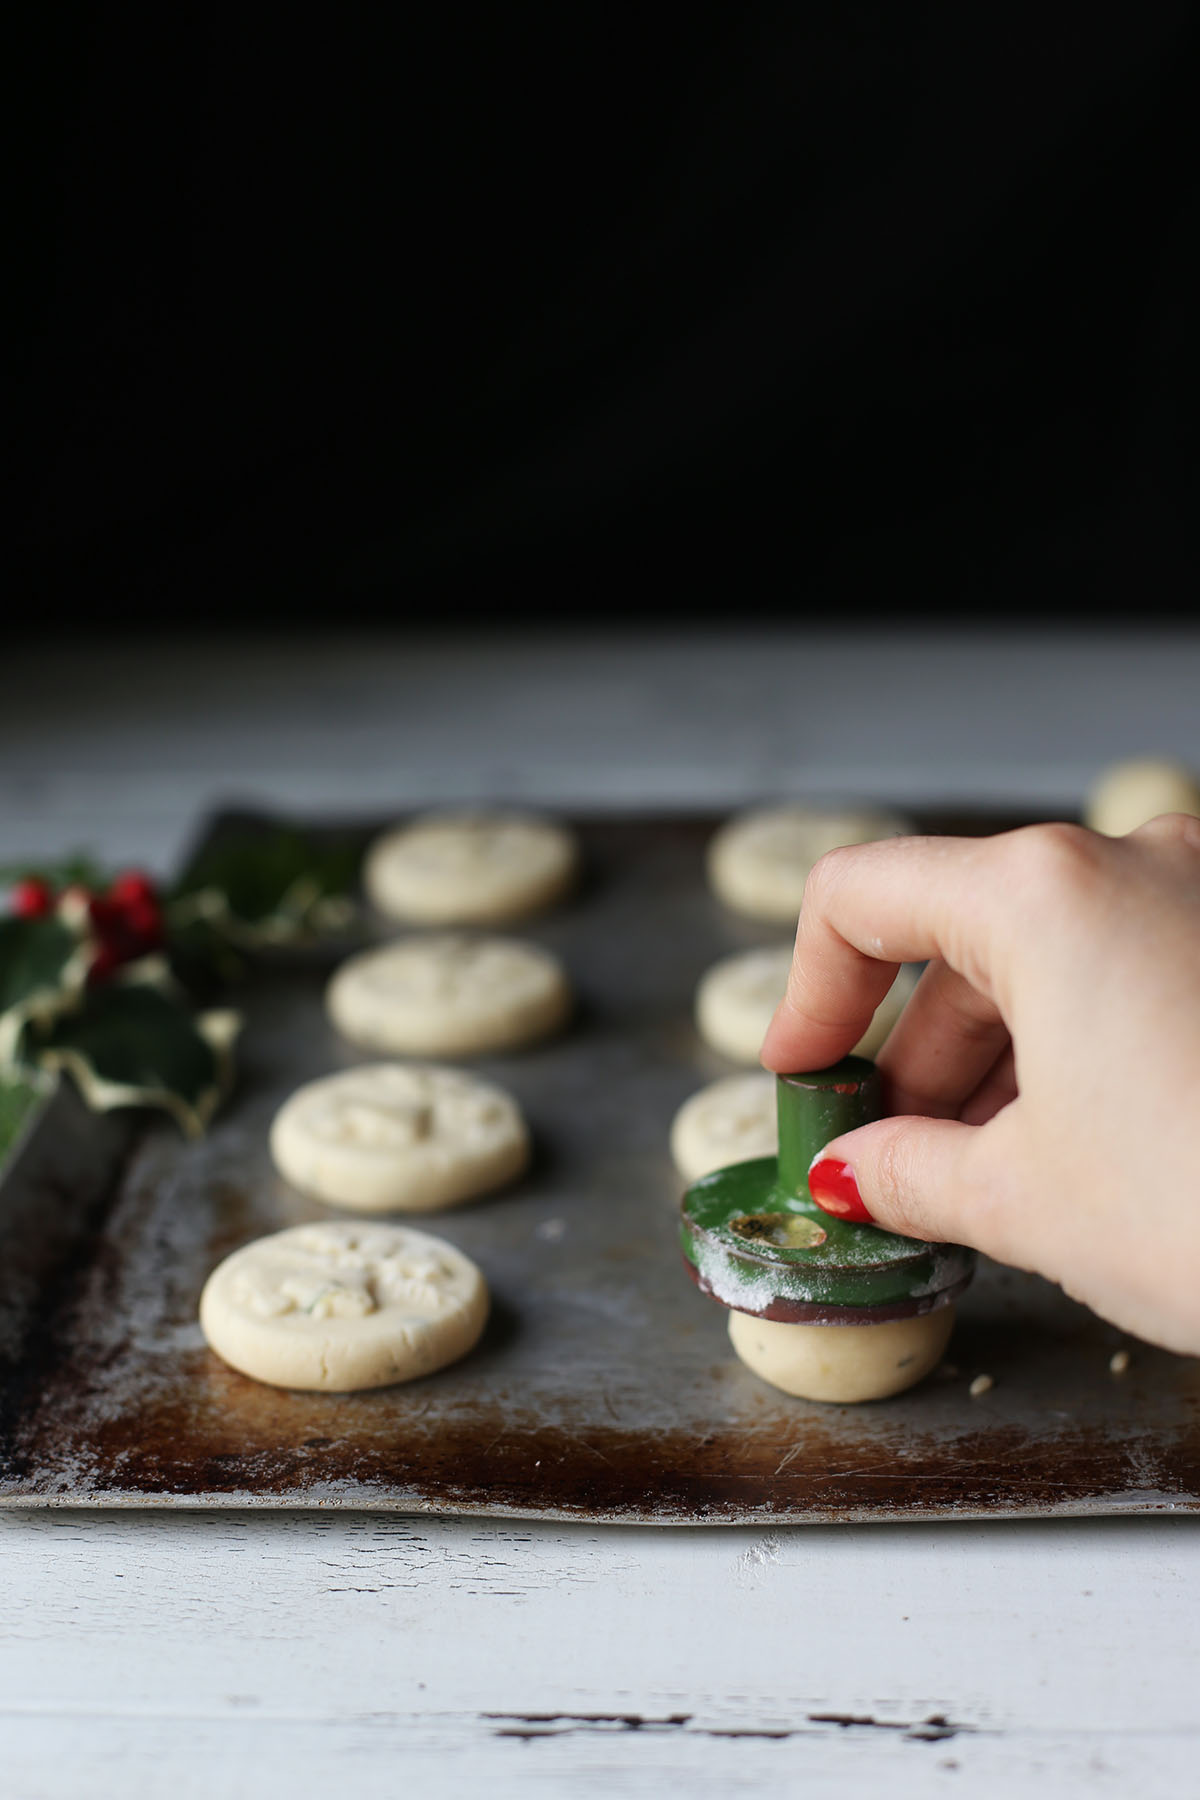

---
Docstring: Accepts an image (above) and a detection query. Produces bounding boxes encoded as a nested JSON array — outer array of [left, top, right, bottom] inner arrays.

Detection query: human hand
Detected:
[[759, 818, 1200, 1354]]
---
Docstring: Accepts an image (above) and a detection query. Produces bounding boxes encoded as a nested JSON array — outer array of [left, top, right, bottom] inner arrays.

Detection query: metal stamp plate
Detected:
[[2, 811, 1198, 1522]]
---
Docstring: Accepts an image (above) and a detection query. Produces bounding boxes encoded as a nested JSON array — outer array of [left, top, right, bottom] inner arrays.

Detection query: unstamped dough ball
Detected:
[[695, 948, 918, 1066], [199, 1220, 489, 1392], [707, 803, 910, 923], [327, 933, 572, 1057], [270, 1063, 530, 1213], [364, 810, 579, 924], [1084, 758, 1200, 838], [670, 1071, 777, 1182], [728, 1305, 955, 1403]]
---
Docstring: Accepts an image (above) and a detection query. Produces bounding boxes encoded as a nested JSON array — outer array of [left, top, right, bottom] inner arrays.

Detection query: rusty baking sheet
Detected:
[[1, 810, 1198, 1523]]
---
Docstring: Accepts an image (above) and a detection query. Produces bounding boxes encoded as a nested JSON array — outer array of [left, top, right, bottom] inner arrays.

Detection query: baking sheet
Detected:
[[2, 810, 1197, 1523]]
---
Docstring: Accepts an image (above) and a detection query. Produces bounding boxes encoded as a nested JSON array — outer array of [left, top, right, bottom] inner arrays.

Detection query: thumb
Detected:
[[807, 1114, 994, 1249]]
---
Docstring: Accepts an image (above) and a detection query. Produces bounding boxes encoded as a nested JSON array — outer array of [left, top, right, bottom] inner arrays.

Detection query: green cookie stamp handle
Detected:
[[680, 1058, 975, 1324], [775, 1057, 882, 1196]]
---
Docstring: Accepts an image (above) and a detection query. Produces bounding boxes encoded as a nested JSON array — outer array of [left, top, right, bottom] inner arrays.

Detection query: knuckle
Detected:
[[1005, 821, 1100, 904], [1134, 810, 1200, 852], [872, 1125, 939, 1238], [959, 1128, 1026, 1260], [935, 967, 1001, 1045], [874, 1126, 909, 1203]]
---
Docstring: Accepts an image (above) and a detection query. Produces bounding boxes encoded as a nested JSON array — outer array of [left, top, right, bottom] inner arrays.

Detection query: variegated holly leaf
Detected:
[[0, 915, 92, 1064], [0, 1072, 51, 1167], [31, 983, 240, 1139], [167, 826, 361, 949]]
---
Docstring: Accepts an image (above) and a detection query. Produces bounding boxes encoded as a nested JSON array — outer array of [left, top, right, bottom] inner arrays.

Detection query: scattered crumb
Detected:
[[968, 1374, 994, 1398], [937, 1363, 961, 1380], [535, 1218, 566, 1242], [1109, 1349, 1131, 1375]]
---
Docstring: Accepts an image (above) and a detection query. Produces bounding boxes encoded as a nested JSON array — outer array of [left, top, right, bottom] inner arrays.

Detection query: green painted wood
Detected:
[[775, 1057, 882, 1194], [681, 1064, 974, 1323]]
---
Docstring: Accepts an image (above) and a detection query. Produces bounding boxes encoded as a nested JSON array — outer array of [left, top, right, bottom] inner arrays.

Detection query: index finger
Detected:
[[759, 832, 1004, 1074]]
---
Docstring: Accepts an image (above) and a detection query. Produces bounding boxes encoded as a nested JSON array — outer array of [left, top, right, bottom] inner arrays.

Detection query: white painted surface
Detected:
[[4, 626, 1200, 868], [2, 628, 1198, 1797], [2, 1512, 1198, 1798]]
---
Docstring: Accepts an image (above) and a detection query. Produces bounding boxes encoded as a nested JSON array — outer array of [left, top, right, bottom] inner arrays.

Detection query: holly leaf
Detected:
[[167, 826, 361, 948], [0, 1073, 50, 1168], [0, 915, 86, 1016], [31, 983, 240, 1138], [0, 915, 92, 1065]]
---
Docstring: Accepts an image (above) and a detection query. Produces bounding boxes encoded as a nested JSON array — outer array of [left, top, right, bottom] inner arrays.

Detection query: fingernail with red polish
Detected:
[[807, 1157, 873, 1223]]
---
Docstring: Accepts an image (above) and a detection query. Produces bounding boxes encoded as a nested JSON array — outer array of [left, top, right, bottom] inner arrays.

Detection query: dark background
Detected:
[[16, 5, 1199, 629]]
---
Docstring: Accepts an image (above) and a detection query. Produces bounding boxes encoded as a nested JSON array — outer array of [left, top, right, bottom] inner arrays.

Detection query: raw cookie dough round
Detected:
[[670, 1072, 777, 1183], [199, 1221, 489, 1392], [707, 803, 910, 923], [695, 948, 917, 1065], [727, 1304, 955, 1403], [269, 1063, 530, 1213], [853, 962, 920, 1059], [364, 810, 579, 925], [1084, 758, 1200, 837], [327, 934, 571, 1057]]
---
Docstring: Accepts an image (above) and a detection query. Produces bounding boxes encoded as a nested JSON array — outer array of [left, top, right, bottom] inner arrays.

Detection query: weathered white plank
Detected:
[[3, 1710, 1199, 1800], [2, 1512, 1198, 1797], [4, 632, 1200, 870]]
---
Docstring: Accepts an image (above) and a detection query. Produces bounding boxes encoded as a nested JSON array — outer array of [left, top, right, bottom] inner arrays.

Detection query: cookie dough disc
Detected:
[[670, 1071, 777, 1182], [728, 1304, 955, 1403], [1084, 758, 1200, 837], [707, 804, 910, 923], [270, 1063, 530, 1213], [695, 948, 918, 1065], [848, 961, 919, 1059], [327, 934, 572, 1057], [364, 811, 579, 925], [199, 1221, 489, 1392], [696, 946, 794, 1063]]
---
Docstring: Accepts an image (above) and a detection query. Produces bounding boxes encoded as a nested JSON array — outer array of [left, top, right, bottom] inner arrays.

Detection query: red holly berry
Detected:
[[87, 895, 121, 937], [11, 877, 54, 918], [119, 896, 164, 948], [109, 871, 157, 909], [87, 944, 122, 985]]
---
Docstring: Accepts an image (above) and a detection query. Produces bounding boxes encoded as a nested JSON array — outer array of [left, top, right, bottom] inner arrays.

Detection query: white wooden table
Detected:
[[3, 628, 1198, 1798]]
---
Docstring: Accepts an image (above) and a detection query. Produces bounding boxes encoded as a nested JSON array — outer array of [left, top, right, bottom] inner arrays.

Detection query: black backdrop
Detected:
[[17, 5, 1199, 628]]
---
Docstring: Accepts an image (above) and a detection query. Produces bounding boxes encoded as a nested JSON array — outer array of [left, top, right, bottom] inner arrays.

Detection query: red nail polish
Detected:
[[808, 1158, 873, 1223]]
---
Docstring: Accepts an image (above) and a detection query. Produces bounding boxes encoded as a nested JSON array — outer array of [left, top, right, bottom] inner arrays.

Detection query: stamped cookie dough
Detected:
[[364, 810, 579, 925], [707, 803, 910, 922], [1084, 757, 1200, 837], [727, 1306, 955, 1404], [670, 1071, 777, 1183], [695, 947, 917, 1065], [270, 1063, 530, 1213], [327, 934, 572, 1057], [199, 1220, 488, 1391]]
